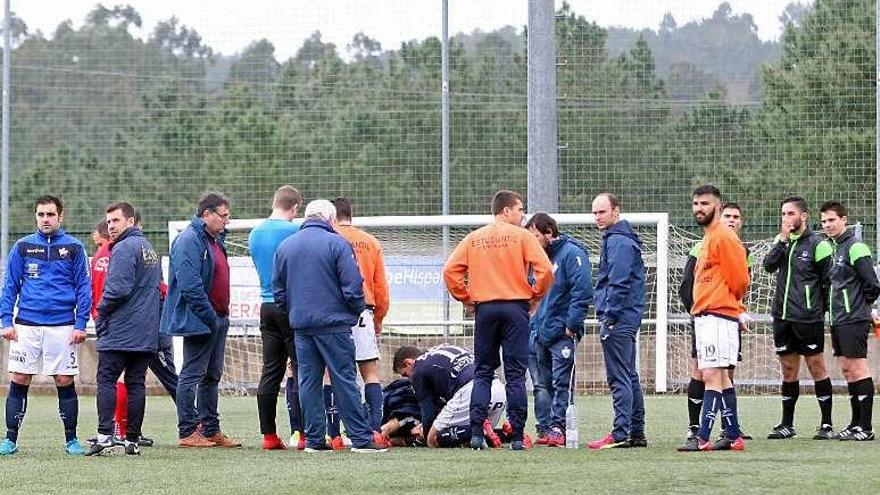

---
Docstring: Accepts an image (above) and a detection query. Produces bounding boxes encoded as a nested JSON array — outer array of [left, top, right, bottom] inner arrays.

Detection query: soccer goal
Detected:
[[167, 213, 672, 395]]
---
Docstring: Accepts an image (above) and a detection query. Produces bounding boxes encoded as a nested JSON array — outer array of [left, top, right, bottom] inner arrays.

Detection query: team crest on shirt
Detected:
[[58, 247, 69, 258], [798, 250, 809, 262], [561, 346, 571, 359]]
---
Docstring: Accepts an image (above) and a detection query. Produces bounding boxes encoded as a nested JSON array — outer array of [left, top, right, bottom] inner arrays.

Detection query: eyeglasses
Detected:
[[211, 209, 230, 220]]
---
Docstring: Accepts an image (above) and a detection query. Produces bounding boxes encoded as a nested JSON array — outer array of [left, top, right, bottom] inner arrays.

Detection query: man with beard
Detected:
[[678, 185, 749, 452], [763, 197, 836, 440], [679, 203, 754, 442]]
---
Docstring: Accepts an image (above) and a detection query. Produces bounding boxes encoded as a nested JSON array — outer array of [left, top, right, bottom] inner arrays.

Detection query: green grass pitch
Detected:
[[0, 395, 876, 494]]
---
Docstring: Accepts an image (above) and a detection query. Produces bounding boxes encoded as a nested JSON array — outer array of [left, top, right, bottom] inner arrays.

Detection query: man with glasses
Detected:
[[161, 192, 241, 448]]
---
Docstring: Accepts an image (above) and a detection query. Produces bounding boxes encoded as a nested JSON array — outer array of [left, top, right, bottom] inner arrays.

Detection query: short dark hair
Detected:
[[780, 196, 807, 213], [392, 346, 422, 374], [34, 195, 63, 214], [134, 209, 142, 226], [106, 201, 136, 219], [722, 202, 742, 214], [595, 192, 621, 209], [820, 201, 847, 218], [524, 212, 559, 237], [692, 185, 722, 200], [196, 191, 230, 217], [491, 190, 523, 215], [94, 219, 109, 239], [273, 185, 303, 211], [331, 197, 353, 221]]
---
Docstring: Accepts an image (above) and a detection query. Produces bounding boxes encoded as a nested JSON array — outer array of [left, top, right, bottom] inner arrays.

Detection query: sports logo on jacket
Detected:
[[26, 262, 40, 278], [142, 246, 159, 266], [58, 247, 69, 259]]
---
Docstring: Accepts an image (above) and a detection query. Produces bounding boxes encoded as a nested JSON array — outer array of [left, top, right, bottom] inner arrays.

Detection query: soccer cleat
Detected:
[[545, 427, 565, 447], [262, 434, 287, 450], [502, 421, 513, 437], [677, 437, 712, 452], [813, 424, 839, 440], [470, 435, 489, 450], [351, 441, 389, 453], [137, 435, 154, 447], [712, 435, 745, 451], [373, 431, 393, 449], [0, 439, 19, 455], [65, 439, 87, 456], [536, 429, 551, 445], [330, 435, 348, 451], [844, 427, 875, 441], [628, 434, 648, 448], [85, 440, 123, 457], [837, 425, 858, 441], [124, 442, 141, 456], [304, 442, 334, 453], [767, 424, 796, 439], [740, 430, 753, 440], [587, 433, 630, 450], [685, 425, 698, 441], [290, 431, 306, 450], [482, 419, 502, 448], [509, 434, 533, 450]]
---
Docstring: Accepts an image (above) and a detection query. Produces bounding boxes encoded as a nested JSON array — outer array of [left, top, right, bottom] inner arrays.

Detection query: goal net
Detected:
[[167, 213, 674, 395], [165, 213, 837, 396]]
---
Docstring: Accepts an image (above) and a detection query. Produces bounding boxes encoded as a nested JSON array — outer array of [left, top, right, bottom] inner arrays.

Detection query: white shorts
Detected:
[[694, 315, 740, 370], [352, 308, 379, 362], [7, 324, 80, 376], [432, 379, 506, 431]]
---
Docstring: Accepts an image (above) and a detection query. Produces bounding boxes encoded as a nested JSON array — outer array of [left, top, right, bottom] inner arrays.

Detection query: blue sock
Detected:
[[697, 390, 722, 441], [324, 385, 340, 438], [57, 384, 78, 443], [364, 383, 383, 432], [721, 387, 741, 439], [285, 379, 301, 434], [5, 382, 29, 443]]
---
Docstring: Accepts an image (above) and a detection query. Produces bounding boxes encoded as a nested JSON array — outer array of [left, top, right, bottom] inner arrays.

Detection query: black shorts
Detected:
[[772, 320, 824, 356], [690, 322, 743, 363], [830, 322, 870, 358]]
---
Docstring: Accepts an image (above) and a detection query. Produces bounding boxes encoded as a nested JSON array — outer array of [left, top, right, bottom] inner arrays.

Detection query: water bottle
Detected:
[[565, 402, 579, 449]]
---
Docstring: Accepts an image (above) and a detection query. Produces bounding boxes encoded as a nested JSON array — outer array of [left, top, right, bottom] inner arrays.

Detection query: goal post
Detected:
[[167, 213, 671, 393]]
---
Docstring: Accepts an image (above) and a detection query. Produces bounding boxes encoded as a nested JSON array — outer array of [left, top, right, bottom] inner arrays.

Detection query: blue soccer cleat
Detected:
[[0, 439, 18, 455], [65, 439, 87, 456]]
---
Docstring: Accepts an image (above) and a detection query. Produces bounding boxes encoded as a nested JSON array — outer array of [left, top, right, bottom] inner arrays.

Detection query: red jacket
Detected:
[[90, 242, 111, 321]]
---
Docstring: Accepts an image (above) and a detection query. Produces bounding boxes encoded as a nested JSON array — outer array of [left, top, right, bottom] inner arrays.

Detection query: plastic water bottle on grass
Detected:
[[565, 403, 579, 449]]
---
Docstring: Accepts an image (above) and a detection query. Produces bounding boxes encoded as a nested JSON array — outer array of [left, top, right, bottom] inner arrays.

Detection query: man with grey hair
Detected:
[[272, 200, 387, 452]]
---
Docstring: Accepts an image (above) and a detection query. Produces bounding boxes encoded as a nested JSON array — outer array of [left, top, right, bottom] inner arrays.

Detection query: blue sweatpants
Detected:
[[600, 322, 645, 441], [470, 300, 529, 442], [528, 332, 551, 432], [296, 330, 372, 449], [176, 318, 228, 438], [535, 336, 576, 429]]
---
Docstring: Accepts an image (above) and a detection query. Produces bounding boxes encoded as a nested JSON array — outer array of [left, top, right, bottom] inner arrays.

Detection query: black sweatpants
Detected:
[[96, 351, 151, 441], [256, 302, 301, 434]]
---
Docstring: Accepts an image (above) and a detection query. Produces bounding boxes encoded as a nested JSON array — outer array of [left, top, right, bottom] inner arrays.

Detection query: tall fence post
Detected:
[[527, 0, 558, 213]]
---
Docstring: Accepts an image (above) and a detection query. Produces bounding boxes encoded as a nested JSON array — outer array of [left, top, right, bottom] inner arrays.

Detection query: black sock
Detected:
[[853, 377, 874, 431], [5, 382, 29, 443], [56, 383, 78, 443], [781, 381, 799, 427], [437, 425, 471, 448], [814, 378, 833, 426], [847, 382, 861, 428], [687, 378, 705, 428]]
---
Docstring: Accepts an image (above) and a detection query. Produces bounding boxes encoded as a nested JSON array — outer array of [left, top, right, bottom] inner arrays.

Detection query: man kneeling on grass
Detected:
[[393, 344, 512, 448]]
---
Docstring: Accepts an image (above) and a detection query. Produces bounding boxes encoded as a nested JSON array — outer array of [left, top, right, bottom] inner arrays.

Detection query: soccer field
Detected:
[[0, 395, 877, 494]]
